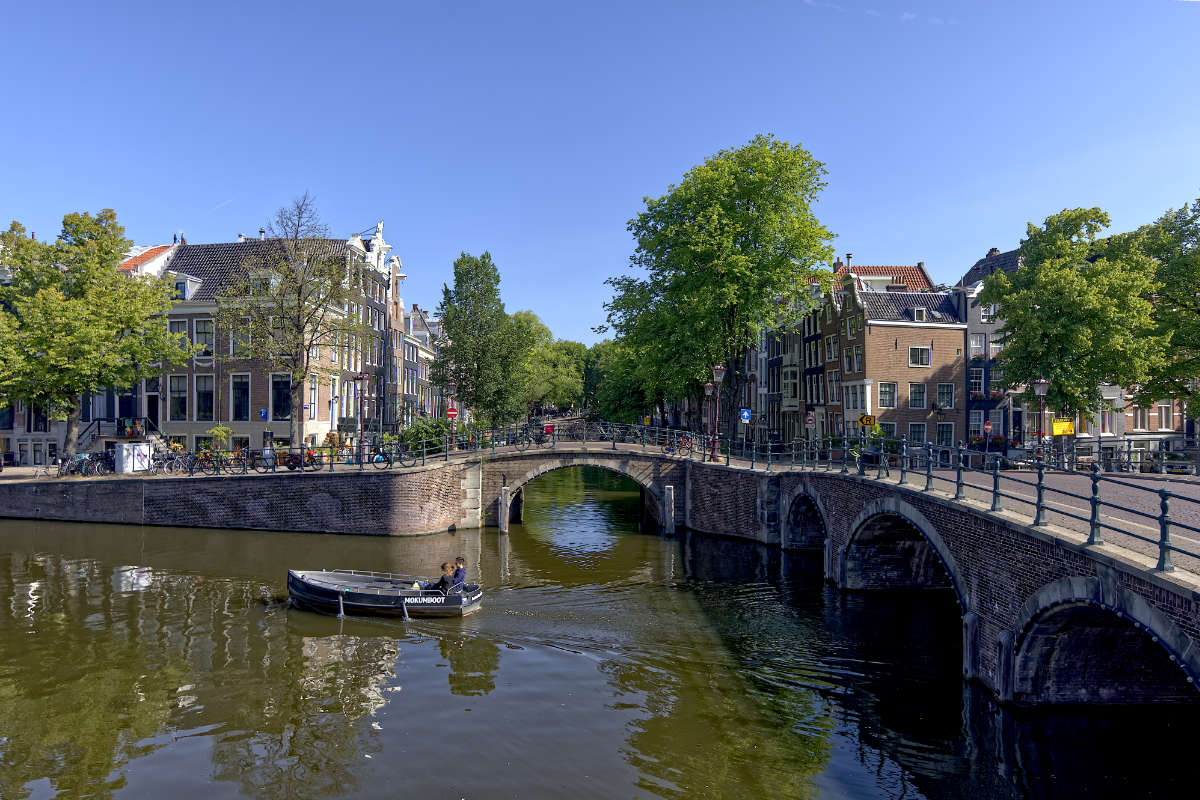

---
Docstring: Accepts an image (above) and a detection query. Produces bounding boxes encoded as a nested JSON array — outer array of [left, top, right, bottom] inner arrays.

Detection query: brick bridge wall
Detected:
[[4, 447, 1199, 705]]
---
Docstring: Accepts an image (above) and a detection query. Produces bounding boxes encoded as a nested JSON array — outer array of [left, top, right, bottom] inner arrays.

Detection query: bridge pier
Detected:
[[498, 486, 511, 534]]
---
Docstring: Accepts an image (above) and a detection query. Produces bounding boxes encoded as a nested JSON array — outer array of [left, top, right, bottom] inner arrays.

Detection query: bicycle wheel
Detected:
[[395, 448, 417, 468], [224, 455, 246, 474], [308, 452, 325, 471], [57, 459, 70, 477], [198, 456, 219, 477], [370, 448, 391, 469], [253, 452, 272, 474]]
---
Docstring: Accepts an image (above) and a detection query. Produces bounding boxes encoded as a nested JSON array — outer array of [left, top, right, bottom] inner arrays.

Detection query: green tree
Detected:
[[431, 252, 533, 426], [980, 207, 1166, 415], [1114, 197, 1200, 416], [589, 339, 650, 423], [602, 134, 834, 435], [510, 311, 585, 417], [212, 193, 371, 445], [0, 212, 194, 456]]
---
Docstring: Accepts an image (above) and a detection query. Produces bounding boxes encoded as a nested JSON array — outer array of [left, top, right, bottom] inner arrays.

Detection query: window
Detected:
[[169, 375, 188, 421], [937, 422, 954, 447], [843, 348, 852, 372], [989, 336, 1004, 359], [878, 382, 897, 408], [989, 409, 1004, 436], [169, 319, 188, 348], [909, 383, 926, 409], [331, 332, 339, 363], [913, 307, 926, 322], [1157, 400, 1173, 430], [1132, 406, 1149, 430], [231, 374, 250, 421], [970, 410, 984, 438], [309, 380, 318, 412], [970, 368, 984, 395], [827, 370, 841, 403], [853, 345, 863, 373], [0, 402, 11, 430], [908, 346, 931, 367], [969, 333, 985, 358], [908, 423, 927, 444], [981, 304, 998, 324], [271, 374, 292, 421], [79, 392, 93, 424], [231, 317, 250, 356], [879, 422, 897, 438], [937, 383, 955, 410], [194, 319, 214, 356], [990, 369, 1005, 395], [195, 375, 214, 421]]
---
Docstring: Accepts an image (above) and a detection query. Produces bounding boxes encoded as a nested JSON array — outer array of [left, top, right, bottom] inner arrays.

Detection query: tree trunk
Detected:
[[63, 405, 81, 458], [291, 381, 304, 447]]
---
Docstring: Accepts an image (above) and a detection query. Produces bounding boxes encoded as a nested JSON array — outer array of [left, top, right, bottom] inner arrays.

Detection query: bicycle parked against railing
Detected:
[[663, 433, 693, 456]]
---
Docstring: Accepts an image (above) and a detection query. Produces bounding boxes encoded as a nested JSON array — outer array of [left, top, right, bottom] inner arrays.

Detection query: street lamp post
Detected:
[[355, 373, 368, 456], [711, 363, 726, 461], [446, 380, 458, 451], [1033, 379, 1050, 460], [704, 380, 714, 460]]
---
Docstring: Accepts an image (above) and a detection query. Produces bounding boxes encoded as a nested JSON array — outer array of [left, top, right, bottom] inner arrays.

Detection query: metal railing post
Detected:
[[841, 437, 849, 473], [1088, 463, 1102, 545], [767, 441, 772, 472], [924, 443, 933, 491], [898, 436, 908, 485], [1156, 489, 1174, 572], [422, 440, 427, 466], [641, 426, 646, 452], [445, 433, 450, 463], [990, 456, 1002, 512], [1034, 458, 1047, 525], [725, 436, 729, 466], [954, 441, 966, 499], [876, 436, 886, 480], [359, 442, 365, 471], [791, 440, 796, 468]]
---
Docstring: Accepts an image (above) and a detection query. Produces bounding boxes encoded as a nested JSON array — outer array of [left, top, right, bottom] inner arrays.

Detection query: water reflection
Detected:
[[0, 468, 1197, 798]]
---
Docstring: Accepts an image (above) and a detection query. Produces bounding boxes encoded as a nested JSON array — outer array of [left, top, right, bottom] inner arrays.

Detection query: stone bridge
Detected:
[[3, 442, 1200, 706], [467, 446, 1200, 707]]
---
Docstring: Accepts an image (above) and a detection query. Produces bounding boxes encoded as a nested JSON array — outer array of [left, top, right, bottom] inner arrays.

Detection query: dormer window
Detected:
[[913, 307, 927, 322]]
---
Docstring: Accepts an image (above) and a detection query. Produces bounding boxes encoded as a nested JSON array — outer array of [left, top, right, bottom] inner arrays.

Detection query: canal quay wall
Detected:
[[0, 462, 467, 536], [3, 446, 1200, 707]]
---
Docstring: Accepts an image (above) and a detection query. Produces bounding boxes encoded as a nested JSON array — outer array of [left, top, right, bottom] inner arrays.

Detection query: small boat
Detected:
[[287, 569, 483, 618]]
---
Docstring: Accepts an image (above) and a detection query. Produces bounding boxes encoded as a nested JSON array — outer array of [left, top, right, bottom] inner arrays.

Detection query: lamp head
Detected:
[[1032, 379, 1050, 397], [712, 364, 726, 385], [704, 381, 714, 397]]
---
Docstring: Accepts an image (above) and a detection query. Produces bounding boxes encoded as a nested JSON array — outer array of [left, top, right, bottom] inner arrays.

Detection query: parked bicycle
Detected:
[[663, 433, 693, 456]]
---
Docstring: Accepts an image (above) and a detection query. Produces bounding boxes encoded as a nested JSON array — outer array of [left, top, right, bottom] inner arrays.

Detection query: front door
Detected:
[[146, 395, 159, 427], [118, 387, 138, 418]]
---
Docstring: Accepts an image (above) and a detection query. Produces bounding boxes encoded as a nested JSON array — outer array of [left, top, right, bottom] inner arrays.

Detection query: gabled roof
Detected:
[[161, 239, 348, 302], [860, 291, 961, 324], [958, 247, 1020, 287], [833, 263, 934, 292], [118, 244, 171, 272]]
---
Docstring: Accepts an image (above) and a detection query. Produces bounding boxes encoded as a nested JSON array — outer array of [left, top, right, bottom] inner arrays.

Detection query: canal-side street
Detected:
[[0, 466, 1195, 799]]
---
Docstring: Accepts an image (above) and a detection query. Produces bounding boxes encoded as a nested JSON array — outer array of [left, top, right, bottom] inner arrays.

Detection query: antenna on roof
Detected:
[[845, 253, 853, 267]]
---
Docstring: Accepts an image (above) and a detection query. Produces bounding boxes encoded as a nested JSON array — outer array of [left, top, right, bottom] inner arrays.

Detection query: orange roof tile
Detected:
[[832, 264, 933, 291], [118, 245, 171, 271]]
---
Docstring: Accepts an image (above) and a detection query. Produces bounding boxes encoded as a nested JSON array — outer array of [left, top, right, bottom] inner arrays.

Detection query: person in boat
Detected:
[[422, 562, 457, 593], [452, 557, 467, 588]]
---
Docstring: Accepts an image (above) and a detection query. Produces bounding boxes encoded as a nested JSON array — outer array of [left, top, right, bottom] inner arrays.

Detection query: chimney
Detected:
[[917, 260, 925, 271], [834, 257, 844, 269], [259, 227, 266, 240], [845, 253, 853, 267], [237, 232, 246, 243], [886, 283, 908, 292], [986, 247, 1000, 258]]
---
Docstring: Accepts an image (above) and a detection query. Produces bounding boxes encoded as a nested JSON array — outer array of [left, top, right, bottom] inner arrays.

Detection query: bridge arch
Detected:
[[839, 498, 970, 612], [495, 457, 665, 529], [781, 484, 829, 550], [1010, 576, 1200, 704]]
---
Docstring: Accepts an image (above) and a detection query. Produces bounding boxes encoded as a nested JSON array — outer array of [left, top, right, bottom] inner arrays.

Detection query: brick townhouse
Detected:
[[133, 224, 406, 452], [816, 274, 966, 447]]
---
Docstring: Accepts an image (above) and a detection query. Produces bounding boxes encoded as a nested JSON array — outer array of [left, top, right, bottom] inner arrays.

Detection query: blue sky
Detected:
[[2, 0, 1197, 344]]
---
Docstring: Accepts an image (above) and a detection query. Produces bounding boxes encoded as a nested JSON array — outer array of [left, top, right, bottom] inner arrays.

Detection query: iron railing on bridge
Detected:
[[38, 420, 1200, 577]]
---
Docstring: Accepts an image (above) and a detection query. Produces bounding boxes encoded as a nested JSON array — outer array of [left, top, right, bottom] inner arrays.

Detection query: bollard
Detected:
[[1157, 489, 1174, 571], [924, 443, 933, 491], [899, 436, 908, 485], [1034, 458, 1047, 525], [1088, 463, 1102, 545], [954, 441, 965, 499]]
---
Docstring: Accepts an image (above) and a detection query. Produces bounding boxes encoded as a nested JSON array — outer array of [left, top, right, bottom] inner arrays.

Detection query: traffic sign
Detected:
[[447, 407, 459, 419], [983, 420, 993, 435], [739, 408, 751, 423], [805, 413, 815, 427], [857, 414, 876, 427], [259, 408, 268, 421]]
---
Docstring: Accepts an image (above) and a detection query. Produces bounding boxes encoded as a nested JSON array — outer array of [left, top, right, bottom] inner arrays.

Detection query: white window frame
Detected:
[[908, 423, 927, 444], [969, 410, 984, 438], [969, 333, 985, 358], [194, 373, 215, 422], [270, 373, 292, 421], [981, 304, 998, 324], [908, 383, 926, 409], [194, 319, 215, 357], [878, 382, 897, 408], [908, 346, 931, 367], [937, 383, 955, 410], [168, 374, 188, 421], [230, 373, 251, 422]]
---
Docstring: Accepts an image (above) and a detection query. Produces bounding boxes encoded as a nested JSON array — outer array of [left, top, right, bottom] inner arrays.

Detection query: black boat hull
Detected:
[[287, 570, 483, 618]]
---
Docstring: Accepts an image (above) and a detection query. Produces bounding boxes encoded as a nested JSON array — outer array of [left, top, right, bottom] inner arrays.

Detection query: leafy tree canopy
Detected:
[[980, 207, 1166, 414]]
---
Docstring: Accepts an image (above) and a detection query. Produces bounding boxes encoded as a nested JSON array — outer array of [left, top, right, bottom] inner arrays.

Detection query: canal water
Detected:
[[0, 466, 1196, 799]]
